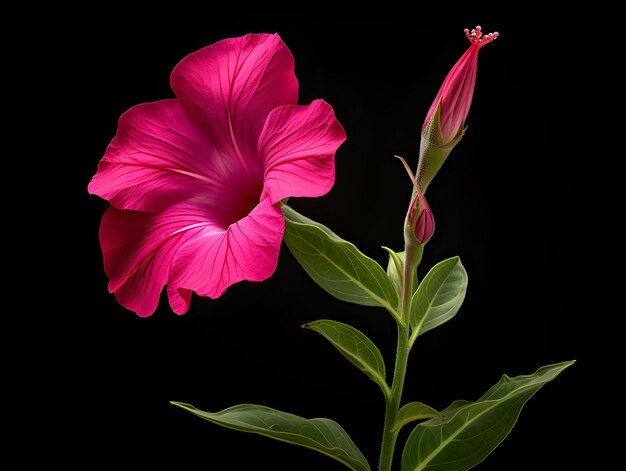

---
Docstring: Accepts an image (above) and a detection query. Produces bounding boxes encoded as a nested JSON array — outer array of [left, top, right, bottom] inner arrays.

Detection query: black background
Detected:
[[60, 10, 576, 470]]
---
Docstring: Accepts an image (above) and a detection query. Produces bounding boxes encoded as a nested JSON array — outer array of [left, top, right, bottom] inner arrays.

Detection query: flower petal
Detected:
[[99, 201, 222, 317], [170, 33, 298, 170], [167, 197, 284, 311], [259, 100, 346, 204], [88, 99, 229, 212], [425, 46, 479, 143]]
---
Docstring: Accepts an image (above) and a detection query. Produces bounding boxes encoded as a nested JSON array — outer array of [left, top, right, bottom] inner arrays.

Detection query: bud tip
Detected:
[[465, 25, 499, 47]]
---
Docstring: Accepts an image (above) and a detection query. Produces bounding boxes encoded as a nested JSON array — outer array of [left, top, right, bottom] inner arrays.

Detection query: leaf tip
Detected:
[[170, 401, 195, 412], [303, 320, 327, 330]]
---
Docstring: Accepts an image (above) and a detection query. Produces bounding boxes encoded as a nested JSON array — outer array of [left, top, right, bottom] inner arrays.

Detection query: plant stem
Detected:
[[378, 322, 410, 470], [378, 236, 420, 470]]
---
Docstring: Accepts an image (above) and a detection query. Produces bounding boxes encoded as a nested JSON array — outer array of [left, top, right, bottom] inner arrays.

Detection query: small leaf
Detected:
[[283, 205, 399, 320], [171, 402, 370, 471], [382, 248, 417, 300], [383, 247, 404, 299], [401, 360, 575, 471], [392, 402, 442, 433], [304, 319, 389, 398], [409, 256, 467, 345]]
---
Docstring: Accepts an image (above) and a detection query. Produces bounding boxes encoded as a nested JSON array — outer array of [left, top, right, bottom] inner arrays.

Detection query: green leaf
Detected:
[[171, 402, 370, 471], [382, 248, 418, 300], [383, 247, 404, 299], [401, 360, 575, 471], [303, 319, 390, 398], [409, 256, 467, 345], [283, 205, 399, 320], [392, 402, 442, 433]]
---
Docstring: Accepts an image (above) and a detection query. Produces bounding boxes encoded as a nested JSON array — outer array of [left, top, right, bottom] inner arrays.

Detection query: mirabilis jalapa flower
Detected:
[[89, 34, 346, 317], [416, 26, 498, 192]]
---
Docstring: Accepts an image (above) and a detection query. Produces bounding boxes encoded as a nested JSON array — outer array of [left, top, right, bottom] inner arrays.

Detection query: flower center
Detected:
[[215, 176, 264, 229], [464, 26, 499, 47]]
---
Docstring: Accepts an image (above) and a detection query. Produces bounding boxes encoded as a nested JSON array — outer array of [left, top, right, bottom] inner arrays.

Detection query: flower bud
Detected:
[[408, 186, 435, 245], [417, 26, 498, 191]]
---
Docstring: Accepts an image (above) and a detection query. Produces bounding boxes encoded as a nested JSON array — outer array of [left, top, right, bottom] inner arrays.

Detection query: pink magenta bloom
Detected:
[[424, 26, 498, 144], [88, 34, 346, 317]]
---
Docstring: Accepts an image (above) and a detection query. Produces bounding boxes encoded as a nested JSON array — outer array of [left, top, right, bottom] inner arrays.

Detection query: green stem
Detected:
[[378, 322, 410, 471], [378, 235, 420, 470]]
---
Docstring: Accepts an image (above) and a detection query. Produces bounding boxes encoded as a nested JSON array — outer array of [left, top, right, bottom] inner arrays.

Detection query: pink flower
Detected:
[[88, 34, 346, 317], [409, 186, 435, 245], [423, 26, 498, 144]]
